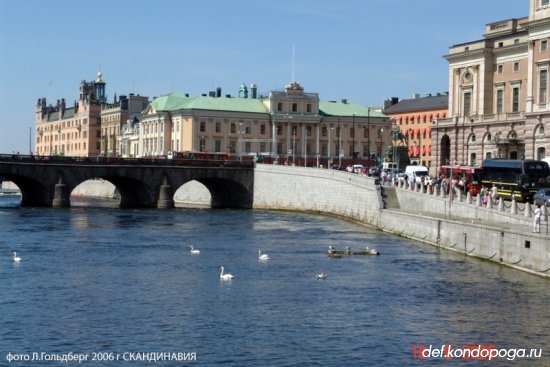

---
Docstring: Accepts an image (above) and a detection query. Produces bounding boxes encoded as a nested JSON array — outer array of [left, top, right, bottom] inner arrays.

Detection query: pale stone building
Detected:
[[433, 0, 550, 172], [139, 81, 391, 167], [35, 71, 148, 158]]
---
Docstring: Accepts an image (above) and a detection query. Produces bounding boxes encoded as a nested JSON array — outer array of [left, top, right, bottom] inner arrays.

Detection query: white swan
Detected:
[[365, 246, 380, 256], [13, 251, 21, 262], [258, 250, 270, 261], [317, 272, 326, 280], [190, 246, 200, 255], [219, 266, 234, 281]]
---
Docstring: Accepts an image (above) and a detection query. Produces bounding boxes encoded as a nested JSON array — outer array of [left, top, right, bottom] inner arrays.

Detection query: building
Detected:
[[433, 0, 550, 173], [35, 71, 148, 157], [139, 81, 391, 167], [100, 93, 149, 157], [384, 93, 448, 173]]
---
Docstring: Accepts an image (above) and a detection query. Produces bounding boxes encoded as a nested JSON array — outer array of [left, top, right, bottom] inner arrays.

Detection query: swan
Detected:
[[219, 266, 234, 281], [365, 246, 380, 256], [317, 272, 326, 280], [190, 246, 200, 255], [258, 250, 270, 261], [13, 251, 21, 262]]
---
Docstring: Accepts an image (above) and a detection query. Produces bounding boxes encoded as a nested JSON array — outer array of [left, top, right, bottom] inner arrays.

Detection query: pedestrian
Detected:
[[491, 183, 498, 204], [533, 204, 542, 233]]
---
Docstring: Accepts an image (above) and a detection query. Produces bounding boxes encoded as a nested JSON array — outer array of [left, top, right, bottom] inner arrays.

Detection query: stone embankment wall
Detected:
[[253, 164, 382, 222]]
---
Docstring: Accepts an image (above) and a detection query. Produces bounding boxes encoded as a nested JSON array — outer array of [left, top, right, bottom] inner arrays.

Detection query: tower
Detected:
[[95, 71, 106, 103]]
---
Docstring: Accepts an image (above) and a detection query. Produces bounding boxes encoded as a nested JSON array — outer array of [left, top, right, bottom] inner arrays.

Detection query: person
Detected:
[[491, 183, 499, 204], [533, 204, 542, 233]]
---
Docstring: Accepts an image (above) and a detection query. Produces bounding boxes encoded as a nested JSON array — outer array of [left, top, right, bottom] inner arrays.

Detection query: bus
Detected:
[[480, 159, 550, 202], [440, 165, 482, 196]]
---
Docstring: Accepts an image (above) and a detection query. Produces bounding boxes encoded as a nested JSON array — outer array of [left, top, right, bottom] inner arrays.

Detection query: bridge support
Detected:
[[52, 176, 70, 208], [157, 177, 174, 209]]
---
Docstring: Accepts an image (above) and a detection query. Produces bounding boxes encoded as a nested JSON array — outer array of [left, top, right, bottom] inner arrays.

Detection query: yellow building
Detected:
[[139, 81, 392, 168]]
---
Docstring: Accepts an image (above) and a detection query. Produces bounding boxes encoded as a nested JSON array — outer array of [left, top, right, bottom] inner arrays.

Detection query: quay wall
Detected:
[[252, 164, 383, 222]]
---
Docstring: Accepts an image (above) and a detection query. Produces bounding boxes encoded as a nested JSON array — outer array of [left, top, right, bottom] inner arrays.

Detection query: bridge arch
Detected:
[[0, 155, 254, 209]]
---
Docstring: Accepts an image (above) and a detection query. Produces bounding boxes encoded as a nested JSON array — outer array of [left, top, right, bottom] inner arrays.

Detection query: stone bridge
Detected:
[[0, 155, 254, 209]]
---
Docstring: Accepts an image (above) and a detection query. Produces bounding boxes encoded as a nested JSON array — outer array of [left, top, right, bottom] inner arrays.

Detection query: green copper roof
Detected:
[[150, 93, 384, 117], [151, 92, 190, 111], [150, 93, 268, 114], [184, 96, 267, 113], [319, 101, 386, 118]]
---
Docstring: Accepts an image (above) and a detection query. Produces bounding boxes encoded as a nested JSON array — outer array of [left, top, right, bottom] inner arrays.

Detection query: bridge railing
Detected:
[[0, 154, 255, 168]]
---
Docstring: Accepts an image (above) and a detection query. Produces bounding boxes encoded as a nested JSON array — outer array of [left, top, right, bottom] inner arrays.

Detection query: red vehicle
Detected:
[[440, 165, 482, 196]]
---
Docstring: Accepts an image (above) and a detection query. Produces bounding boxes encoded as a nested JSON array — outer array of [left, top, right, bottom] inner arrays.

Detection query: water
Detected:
[[1, 195, 549, 366]]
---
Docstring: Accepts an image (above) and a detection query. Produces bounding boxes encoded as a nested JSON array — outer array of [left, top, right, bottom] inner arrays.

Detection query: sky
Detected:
[[0, 0, 528, 154]]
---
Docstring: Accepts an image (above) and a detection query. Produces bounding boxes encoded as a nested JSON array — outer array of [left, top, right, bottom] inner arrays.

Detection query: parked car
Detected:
[[533, 188, 550, 207]]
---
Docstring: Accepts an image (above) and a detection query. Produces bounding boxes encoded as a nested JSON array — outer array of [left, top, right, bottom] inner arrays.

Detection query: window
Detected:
[[513, 62, 520, 72], [215, 140, 221, 152], [514, 39, 520, 45], [307, 104, 312, 113], [215, 121, 221, 133], [539, 69, 548, 104], [470, 153, 477, 166], [496, 89, 504, 114], [542, 39, 548, 52], [260, 124, 266, 135], [230, 123, 236, 134], [200, 121, 206, 132], [512, 86, 520, 112], [463, 91, 472, 116], [543, 0, 549, 6], [277, 102, 283, 111], [497, 64, 503, 74], [292, 103, 297, 112], [322, 127, 327, 137]]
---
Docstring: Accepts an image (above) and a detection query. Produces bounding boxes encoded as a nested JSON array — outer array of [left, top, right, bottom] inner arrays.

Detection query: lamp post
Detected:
[[352, 113, 355, 167], [29, 126, 32, 155], [238, 122, 243, 162], [328, 126, 333, 168], [367, 107, 371, 168], [338, 116, 341, 168]]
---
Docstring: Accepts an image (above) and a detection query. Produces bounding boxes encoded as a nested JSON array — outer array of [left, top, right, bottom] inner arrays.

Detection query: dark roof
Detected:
[[384, 94, 448, 114], [42, 107, 76, 122]]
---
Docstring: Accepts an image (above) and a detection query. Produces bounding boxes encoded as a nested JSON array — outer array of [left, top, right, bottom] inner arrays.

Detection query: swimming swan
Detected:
[[258, 250, 270, 261], [190, 246, 200, 255], [219, 266, 234, 281], [13, 251, 21, 262], [317, 272, 327, 280]]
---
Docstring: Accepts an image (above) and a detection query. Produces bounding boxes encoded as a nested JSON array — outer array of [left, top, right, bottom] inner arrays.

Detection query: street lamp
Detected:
[[328, 126, 334, 168], [238, 122, 243, 162], [367, 107, 371, 168], [337, 116, 341, 168], [352, 113, 355, 167]]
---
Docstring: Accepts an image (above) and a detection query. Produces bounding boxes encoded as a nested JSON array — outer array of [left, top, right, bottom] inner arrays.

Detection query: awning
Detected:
[[408, 147, 414, 155], [414, 146, 420, 156], [426, 128, 431, 135], [415, 129, 420, 136]]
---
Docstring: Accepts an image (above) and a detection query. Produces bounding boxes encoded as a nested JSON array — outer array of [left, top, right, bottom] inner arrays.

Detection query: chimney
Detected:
[[341, 99, 348, 104], [413, 93, 420, 99]]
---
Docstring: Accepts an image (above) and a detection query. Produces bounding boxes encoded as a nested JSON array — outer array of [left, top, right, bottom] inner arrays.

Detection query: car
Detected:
[[533, 188, 550, 207]]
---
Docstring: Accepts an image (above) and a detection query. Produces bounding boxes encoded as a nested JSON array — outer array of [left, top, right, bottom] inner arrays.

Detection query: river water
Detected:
[[0, 195, 549, 366]]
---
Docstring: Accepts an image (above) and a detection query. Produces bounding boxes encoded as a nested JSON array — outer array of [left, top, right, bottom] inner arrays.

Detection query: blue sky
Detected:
[[0, 0, 527, 154]]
